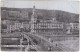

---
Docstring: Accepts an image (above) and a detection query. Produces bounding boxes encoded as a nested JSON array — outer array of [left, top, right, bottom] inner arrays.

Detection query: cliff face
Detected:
[[1, 7, 79, 23]]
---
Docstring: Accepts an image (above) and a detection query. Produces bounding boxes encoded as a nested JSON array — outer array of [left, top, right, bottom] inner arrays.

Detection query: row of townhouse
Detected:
[[1, 19, 79, 34], [1, 20, 30, 33]]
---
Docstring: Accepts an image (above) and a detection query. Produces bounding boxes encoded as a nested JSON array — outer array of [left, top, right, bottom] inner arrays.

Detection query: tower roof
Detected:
[[33, 5, 35, 9]]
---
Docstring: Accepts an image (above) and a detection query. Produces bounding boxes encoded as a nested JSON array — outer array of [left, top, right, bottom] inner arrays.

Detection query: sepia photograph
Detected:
[[1, 0, 79, 51]]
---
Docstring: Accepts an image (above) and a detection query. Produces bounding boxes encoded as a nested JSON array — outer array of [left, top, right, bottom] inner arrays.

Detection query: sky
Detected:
[[1, 1, 79, 14]]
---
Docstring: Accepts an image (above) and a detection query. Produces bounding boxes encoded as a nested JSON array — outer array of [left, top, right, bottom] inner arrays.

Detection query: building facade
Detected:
[[65, 23, 79, 34], [70, 23, 79, 34], [34, 22, 63, 34]]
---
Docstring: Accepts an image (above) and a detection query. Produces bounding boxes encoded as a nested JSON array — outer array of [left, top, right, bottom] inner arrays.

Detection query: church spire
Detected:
[[30, 5, 36, 33], [33, 4, 35, 16], [33, 2, 35, 9], [33, 5, 35, 9]]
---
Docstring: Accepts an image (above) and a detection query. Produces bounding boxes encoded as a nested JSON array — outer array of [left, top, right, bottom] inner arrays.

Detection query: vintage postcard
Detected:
[[1, 0, 79, 52]]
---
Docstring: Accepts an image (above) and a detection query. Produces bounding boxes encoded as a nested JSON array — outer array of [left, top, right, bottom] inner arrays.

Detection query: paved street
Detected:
[[1, 32, 79, 51]]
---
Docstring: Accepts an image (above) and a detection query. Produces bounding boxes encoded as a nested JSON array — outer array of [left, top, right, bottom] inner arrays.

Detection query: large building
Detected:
[[65, 23, 79, 34], [34, 20, 63, 34]]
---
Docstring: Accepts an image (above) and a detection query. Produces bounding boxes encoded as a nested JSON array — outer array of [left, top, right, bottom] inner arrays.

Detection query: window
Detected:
[[1, 24, 7, 29]]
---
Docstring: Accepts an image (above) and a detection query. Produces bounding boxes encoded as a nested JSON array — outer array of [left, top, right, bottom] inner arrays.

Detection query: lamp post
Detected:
[[20, 34, 23, 51], [48, 38, 52, 51]]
